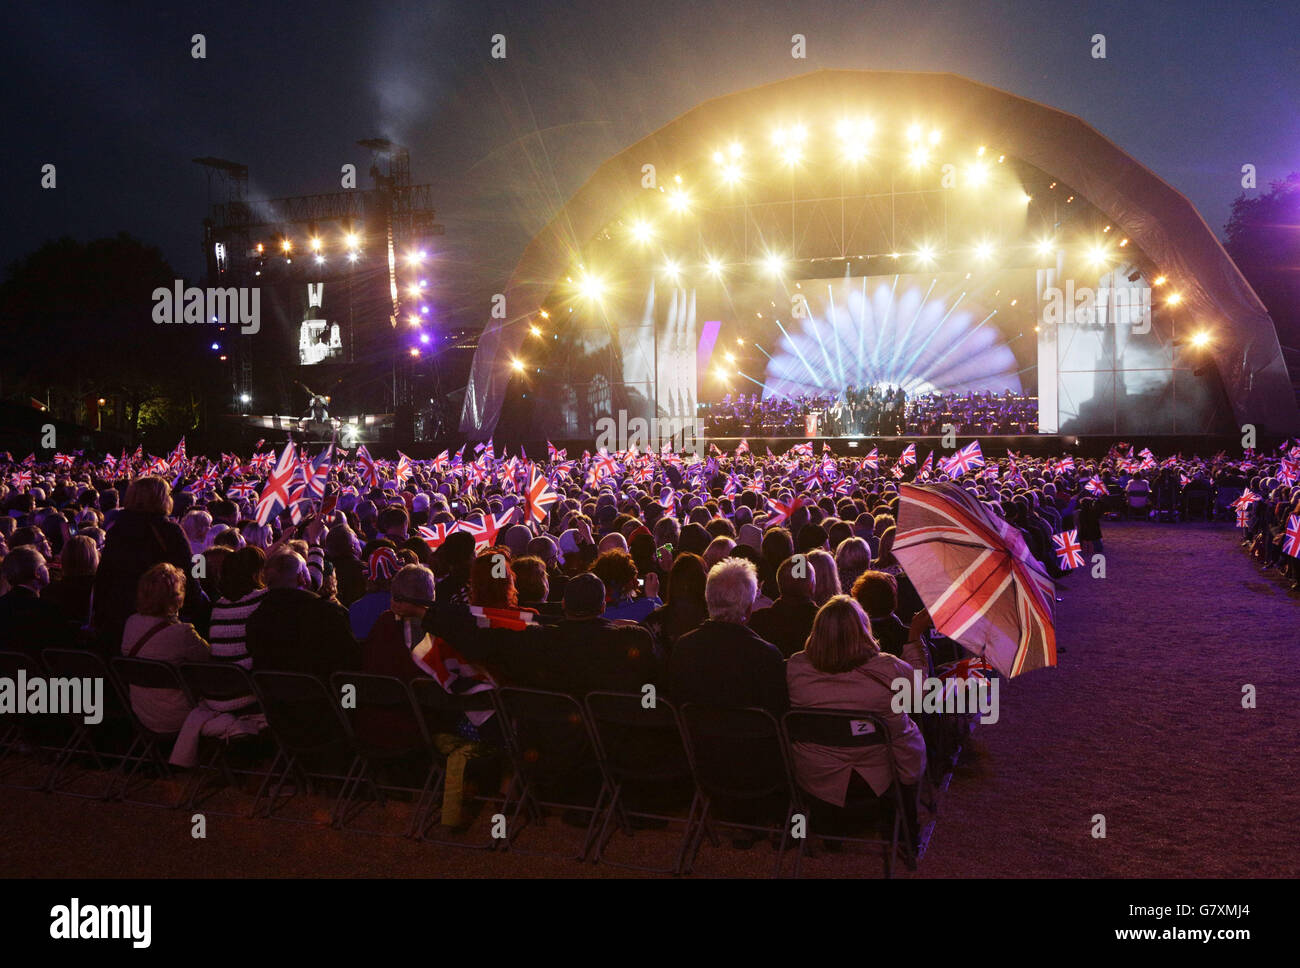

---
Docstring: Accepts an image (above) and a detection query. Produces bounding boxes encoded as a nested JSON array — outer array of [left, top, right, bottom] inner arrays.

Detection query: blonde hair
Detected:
[[61, 534, 100, 577], [136, 562, 186, 617], [124, 476, 173, 516], [804, 595, 878, 674]]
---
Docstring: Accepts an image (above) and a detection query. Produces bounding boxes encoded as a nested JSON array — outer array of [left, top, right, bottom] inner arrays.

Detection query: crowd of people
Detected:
[[0, 436, 1290, 858], [700, 388, 1037, 437]]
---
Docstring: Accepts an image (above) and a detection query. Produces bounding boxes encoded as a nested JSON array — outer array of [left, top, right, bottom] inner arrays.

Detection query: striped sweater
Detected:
[[207, 589, 267, 668]]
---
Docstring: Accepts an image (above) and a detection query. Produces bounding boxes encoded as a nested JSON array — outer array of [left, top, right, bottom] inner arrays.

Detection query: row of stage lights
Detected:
[[251, 235, 431, 268]]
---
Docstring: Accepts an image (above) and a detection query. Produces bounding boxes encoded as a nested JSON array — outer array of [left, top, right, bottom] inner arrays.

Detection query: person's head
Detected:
[[325, 524, 362, 560], [136, 562, 185, 617], [590, 549, 638, 601], [804, 595, 880, 673], [806, 549, 840, 605], [850, 570, 899, 618], [60, 534, 99, 578], [511, 555, 549, 604], [702, 535, 736, 569], [181, 508, 212, 546], [563, 572, 606, 619], [1, 546, 48, 592], [665, 552, 707, 608], [363, 544, 400, 589], [124, 476, 172, 516], [875, 526, 897, 565], [264, 551, 309, 590], [240, 522, 274, 550], [10, 526, 52, 559], [377, 505, 410, 539], [796, 523, 829, 554], [776, 554, 816, 600], [470, 548, 517, 608], [704, 557, 758, 624], [526, 534, 559, 567], [834, 536, 872, 589], [761, 526, 794, 567], [596, 531, 629, 555], [390, 564, 436, 620]]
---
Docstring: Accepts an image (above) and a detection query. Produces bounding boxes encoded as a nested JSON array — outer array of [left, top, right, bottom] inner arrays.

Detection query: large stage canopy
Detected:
[[462, 70, 1297, 440]]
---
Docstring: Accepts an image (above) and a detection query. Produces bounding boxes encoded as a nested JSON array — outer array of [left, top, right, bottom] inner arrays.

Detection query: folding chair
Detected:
[[39, 648, 133, 800], [781, 708, 924, 878], [584, 691, 701, 875], [330, 672, 438, 834], [407, 678, 507, 848], [1184, 490, 1211, 522], [249, 670, 361, 825], [108, 656, 192, 807], [176, 662, 270, 814], [493, 687, 606, 860], [0, 650, 54, 790], [677, 704, 802, 877]]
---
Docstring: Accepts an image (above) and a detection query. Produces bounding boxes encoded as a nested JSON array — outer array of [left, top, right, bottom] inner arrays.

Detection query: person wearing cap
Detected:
[[348, 542, 399, 640]]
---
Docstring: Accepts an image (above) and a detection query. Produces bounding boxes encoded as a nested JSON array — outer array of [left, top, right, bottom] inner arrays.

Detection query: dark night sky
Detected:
[[3, 0, 1297, 328]]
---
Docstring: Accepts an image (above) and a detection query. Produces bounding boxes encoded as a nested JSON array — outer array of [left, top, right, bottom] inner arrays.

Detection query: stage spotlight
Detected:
[[705, 255, 725, 277], [510, 358, 525, 372], [906, 123, 922, 142], [309, 237, 322, 252], [720, 162, 743, 184], [539, 309, 550, 319], [419, 332, 431, 345], [1087, 245, 1111, 267], [344, 232, 359, 250], [915, 244, 936, 264], [629, 219, 654, 243], [315, 255, 325, 265], [966, 162, 990, 187], [712, 150, 724, 164], [928, 129, 941, 145], [409, 348, 421, 358], [667, 188, 691, 212], [977, 145, 987, 156], [255, 243, 264, 255], [729, 141, 744, 158], [662, 259, 681, 281], [408, 315, 421, 326], [736, 337, 745, 345], [577, 272, 607, 301], [529, 324, 542, 336], [714, 366, 730, 381], [1189, 330, 1211, 348], [974, 241, 995, 261], [725, 351, 736, 363], [907, 146, 930, 167], [1153, 275, 1167, 286], [1035, 238, 1055, 257], [761, 252, 786, 276], [280, 239, 292, 254], [1167, 292, 1183, 306], [780, 144, 803, 165], [239, 393, 251, 404]]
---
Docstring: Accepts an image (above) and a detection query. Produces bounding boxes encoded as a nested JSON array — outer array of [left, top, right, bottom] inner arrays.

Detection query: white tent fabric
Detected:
[[462, 70, 1298, 437]]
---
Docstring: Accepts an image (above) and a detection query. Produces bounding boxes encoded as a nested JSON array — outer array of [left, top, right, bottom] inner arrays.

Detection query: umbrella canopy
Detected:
[[894, 482, 1056, 677]]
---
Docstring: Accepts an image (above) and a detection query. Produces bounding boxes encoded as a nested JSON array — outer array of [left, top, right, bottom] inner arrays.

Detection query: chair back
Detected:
[[584, 691, 690, 783], [679, 703, 793, 801], [495, 687, 597, 781], [251, 671, 349, 756], [330, 672, 429, 756]]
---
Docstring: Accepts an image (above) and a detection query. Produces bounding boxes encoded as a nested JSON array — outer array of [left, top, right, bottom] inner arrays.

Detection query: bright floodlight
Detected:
[[630, 219, 654, 243], [239, 393, 251, 404], [725, 351, 736, 363], [915, 244, 936, 264], [1153, 275, 1167, 286], [907, 146, 930, 167], [762, 252, 786, 276], [1035, 238, 1055, 257], [577, 272, 607, 301], [974, 241, 994, 261], [529, 324, 542, 337], [309, 237, 322, 252], [1087, 245, 1111, 267], [510, 358, 525, 372], [1167, 292, 1183, 306], [347, 252, 359, 263], [721, 162, 742, 184], [280, 239, 292, 253], [705, 255, 725, 277], [928, 129, 941, 145], [966, 162, 990, 187], [668, 188, 691, 213], [344, 232, 359, 250], [1190, 330, 1211, 348], [662, 259, 681, 281], [728, 141, 744, 158], [906, 123, 922, 142], [408, 314, 421, 326]]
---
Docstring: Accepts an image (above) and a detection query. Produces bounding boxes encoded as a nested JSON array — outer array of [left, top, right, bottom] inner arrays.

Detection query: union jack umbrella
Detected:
[[895, 482, 1056, 678], [937, 654, 996, 701], [1284, 515, 1300, 559], [1051, 529, 1086, 570], [525, 465, 559, 525]]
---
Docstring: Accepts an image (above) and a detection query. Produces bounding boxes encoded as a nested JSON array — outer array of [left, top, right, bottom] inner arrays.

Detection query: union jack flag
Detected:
[[547, 440, 566, 461], [788, 442, 813, 457], [1284, 515, 1300, 558], [1231, 489, 1261, 510], [355, 444, 381, 489], [417, 522, 457, 551], [227, 480, 257, 500], [1084, 478, 1109, 497], [947, 440, 985, 475], [917, 451, 933, 477], [723, 473, 741, 497], [525, 465, 558, 525], [146, 456, 170, 475], [595, 450, 619, 479], [1051, 529, 1085, 570], [11, 471, 32, 490], [460, 509, 515, 551], [53, 452, 74, 468], [735, 439, 750, 455], [254, 441, 297, 526], [860, 448, 879, 471], [249, 452, 274, 474], [766, 494, 807, 527], [394, 451, 414, 485], [431, 449, 450, 471], [899, 443, 916, 466], [1054, 456, 1075, 474], [302, 445, 332, 499]]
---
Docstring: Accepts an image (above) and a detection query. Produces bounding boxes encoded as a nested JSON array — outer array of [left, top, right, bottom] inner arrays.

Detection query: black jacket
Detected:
[[668, 619, 788, 714], [747, 596, 818, 659], [0, 587, 78, 659], [92, 510, 201, 651], [246, 587, 360, 680]]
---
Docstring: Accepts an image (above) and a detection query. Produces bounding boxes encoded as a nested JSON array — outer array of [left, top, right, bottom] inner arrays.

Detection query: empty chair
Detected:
[[39, 648, 133, 800]]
